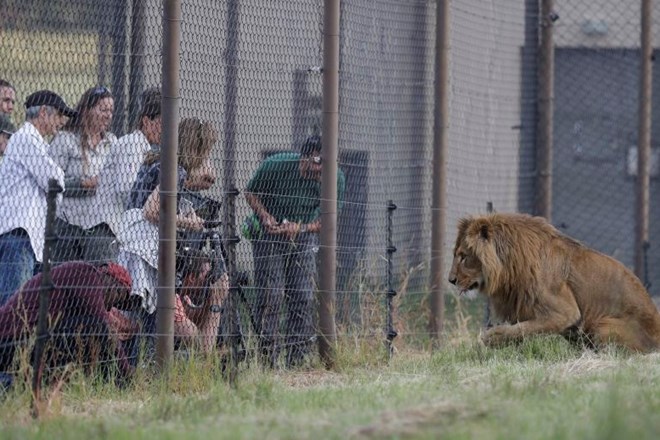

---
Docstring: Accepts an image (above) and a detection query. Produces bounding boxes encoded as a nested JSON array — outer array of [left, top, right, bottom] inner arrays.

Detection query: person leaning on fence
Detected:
[[0, 114, 16, 164], [244, 134, 346, 368], [48, 86, 117, 264], [0, 80, 16, 116], [0, 90, 75, 306], [115, 117, 228, 356], [0, 261, 140, 385], [90, 87, 162, 243]]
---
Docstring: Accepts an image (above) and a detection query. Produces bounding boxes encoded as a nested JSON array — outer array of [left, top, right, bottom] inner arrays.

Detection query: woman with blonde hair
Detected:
[[49, 86, 116, 263], [117, 117, 228, 354]]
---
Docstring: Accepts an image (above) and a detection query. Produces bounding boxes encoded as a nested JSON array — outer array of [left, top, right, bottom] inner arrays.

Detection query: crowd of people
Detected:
[[0, 78, 345, 384]]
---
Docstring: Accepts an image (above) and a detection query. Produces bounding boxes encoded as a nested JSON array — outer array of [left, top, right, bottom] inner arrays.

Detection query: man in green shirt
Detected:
[[245, 135, 345, 368]]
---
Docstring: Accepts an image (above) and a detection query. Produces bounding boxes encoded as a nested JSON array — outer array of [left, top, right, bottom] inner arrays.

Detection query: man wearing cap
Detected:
[[244, 134, 345, 368], [89, 86, 162, 239], [0, 114, 15, 164], [0, 261, 140, 382], [0, 90, 76, 305]]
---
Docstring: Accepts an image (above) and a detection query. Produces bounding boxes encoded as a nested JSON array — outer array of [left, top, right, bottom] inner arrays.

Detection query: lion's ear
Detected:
[[480, 224, 489, 240]]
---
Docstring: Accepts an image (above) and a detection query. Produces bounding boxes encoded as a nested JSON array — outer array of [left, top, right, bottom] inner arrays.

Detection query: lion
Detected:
[[448, 212, 660, 352]]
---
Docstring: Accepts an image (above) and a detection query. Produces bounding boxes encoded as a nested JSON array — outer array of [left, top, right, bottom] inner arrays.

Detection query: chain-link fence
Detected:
[[552, 0, 660, 290], [0, 0, 658, 384]]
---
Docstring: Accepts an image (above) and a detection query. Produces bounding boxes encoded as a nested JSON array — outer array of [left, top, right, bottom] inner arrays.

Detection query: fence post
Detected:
[[635, 0, 652, 280], [155, 0, 181, 372], [111, 0, 129, 135], [318, 0, 340, 369], [429, 0, 450, 342], [31, 179, 63, 418], [221, 0, 241, 385], [223, 187, 241, 385], [129, 0, 147, 130], [535, 0, 556, 220]]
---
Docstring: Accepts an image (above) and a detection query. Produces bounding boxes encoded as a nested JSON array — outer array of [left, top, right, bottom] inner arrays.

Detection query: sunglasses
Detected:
[[92, 86, 112, 96]]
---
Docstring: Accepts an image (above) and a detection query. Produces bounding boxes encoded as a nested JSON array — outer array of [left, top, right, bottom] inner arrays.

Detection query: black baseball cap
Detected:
[[300, 135, 322, 156], [24, 90, 77, 117]]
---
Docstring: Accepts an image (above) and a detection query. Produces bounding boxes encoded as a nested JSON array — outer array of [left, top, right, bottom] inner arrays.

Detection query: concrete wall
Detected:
[[555, 0, 660, 48], [446, 1, 529, 249]]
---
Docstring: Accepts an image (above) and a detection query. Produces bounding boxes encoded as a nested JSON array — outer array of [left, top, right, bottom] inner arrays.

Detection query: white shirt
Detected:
[[49, 130, 116, 228], [0, 122, 65, 262], [87, 130, 152, 235]]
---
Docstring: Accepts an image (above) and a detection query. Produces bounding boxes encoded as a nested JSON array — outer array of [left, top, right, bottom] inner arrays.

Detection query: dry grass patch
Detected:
[[350, 401, 487, 439], [276, 369, 345, 389]]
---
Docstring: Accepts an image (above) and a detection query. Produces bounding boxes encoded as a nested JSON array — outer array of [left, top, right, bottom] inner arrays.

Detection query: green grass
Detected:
[[0, 29, 100, 122], [1, 333, 658, 439]]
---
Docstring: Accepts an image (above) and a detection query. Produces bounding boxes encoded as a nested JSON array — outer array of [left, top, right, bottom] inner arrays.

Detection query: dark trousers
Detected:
[[0, 315, 132, 385], [252, 232, 318, 368], [52, 219, 117, 265], [123, 309, 156, 368]]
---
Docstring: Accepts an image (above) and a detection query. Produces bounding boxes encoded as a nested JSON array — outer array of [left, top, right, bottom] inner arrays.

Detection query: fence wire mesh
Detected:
[[0, 0, 658, 383]]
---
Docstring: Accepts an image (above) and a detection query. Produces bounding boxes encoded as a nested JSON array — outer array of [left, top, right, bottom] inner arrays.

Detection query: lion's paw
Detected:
[[481, 325, 513, 347]]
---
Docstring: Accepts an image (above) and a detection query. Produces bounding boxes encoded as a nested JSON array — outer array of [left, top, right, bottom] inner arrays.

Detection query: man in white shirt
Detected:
[[0, 90, 76, 305], [0, 115, 15, 164]]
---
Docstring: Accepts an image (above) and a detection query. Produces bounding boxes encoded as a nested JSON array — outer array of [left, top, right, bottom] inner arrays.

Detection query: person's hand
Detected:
[[278, 221, 301, 240], [81, 176, 99, 189], [261, 214, 280, 234], [185, 171, 215, 191], [185, 212, 205, 231]]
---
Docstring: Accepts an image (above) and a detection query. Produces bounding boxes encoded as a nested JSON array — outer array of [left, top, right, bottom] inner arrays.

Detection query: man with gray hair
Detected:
[[0, 90, 76, 305]]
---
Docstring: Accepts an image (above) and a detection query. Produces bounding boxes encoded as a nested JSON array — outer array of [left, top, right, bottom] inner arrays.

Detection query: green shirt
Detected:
[[246, 151, 345, 224]]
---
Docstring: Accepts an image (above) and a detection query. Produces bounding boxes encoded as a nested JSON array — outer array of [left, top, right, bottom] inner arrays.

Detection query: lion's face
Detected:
[[448, 244, 484, 295]]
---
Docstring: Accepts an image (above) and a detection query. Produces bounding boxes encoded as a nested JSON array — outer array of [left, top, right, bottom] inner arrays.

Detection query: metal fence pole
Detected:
[[111, 0, 129, 135], [318, 0, 340, 369], [535, 0, 555, 221], [31, 179, 63, 418], [156, 0, 181, 372], [222, 0, 241, 385], [429, 0, 449, 341], [635, 0, 652, 279], [129, 0, 147, 130]]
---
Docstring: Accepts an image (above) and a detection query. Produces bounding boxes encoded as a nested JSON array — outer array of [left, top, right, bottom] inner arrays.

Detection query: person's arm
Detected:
[[300, 168, 345, 234], [337, 168, 346, 212], [244, 191, 281, 234], [185, 156, 215, 191], [113, 134, 146, 196], [12, 131, 65, 192], [50, 133, 97, 197], [180, 274, 228, 353], [245, 158, 284, 233], [107, 307, 139, 341], [174, 294, 199, 339], [303, 219, 321, 233], [142, 184, 205, 230]]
